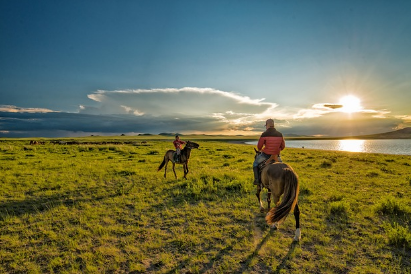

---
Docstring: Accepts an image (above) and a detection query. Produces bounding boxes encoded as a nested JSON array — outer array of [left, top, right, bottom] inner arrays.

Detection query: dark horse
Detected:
[[158, 141, 200, 179], [255, 149, 301, 241]]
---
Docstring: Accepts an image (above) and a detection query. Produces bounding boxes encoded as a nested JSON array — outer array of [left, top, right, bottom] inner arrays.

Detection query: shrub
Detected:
[[299, 185, 312, 196], [115, 170, 136, 176], [375, 197, 410, 217], [328, 157, 337, 163], [329, 201, 350, 216], [366, 171, 379, 177], [380, 167, 394, 174], [385, 223, 411, 248], [320, 160, 332, 168], [328, 194, 344, 202]]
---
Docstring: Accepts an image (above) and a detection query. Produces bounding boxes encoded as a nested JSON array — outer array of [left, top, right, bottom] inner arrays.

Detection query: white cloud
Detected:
[[395, 115, 411, 122], [81, 87, 279, 124], [120, 105, 145, 116], [74, 87, 411, 135], [2, 88, 410, 137], [0, 105, 56, 113]]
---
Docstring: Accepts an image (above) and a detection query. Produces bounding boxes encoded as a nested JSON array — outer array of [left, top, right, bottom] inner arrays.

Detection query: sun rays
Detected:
[[339, 95, 363, 113]]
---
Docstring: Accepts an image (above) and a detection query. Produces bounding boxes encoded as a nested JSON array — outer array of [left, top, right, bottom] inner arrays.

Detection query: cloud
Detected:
[[82, 87, 275, 118], [323, 104, 343, 109], [0, 105, 56, 113], [1, 87, 410, 137], [79, 87, 281, 132]]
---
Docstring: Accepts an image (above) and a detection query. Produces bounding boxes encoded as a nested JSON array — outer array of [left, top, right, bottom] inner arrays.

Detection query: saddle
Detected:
[[258, 156, 278, 170], [257, 156, 279, 185]]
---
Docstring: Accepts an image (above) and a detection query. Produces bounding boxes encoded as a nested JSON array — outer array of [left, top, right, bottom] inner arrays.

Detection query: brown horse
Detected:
[[255, 149, 301, 241], [158, 141, 199, 179]]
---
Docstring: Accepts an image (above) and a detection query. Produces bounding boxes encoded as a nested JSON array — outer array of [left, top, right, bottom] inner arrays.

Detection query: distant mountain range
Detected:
[[139, 128, 411, 139], [283, 127, 411, 139], [349, 127, 411, 139]]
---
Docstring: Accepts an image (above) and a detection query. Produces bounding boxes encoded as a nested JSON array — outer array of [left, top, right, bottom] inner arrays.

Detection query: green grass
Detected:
[[0, 137, 410, 273]]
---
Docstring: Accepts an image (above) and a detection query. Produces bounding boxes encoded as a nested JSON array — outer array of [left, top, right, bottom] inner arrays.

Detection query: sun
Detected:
[[339, 95, 362, 113]]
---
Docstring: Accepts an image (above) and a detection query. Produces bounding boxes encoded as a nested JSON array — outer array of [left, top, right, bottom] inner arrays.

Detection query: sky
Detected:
[[1, 0, 411, 137]]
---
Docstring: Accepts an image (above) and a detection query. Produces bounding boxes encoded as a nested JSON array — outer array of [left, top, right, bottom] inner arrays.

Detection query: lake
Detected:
[[246, 139, 411, 156]]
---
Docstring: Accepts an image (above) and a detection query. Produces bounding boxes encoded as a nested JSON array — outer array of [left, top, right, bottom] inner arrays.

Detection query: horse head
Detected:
[[254, 148, 261, 159], [186, 140, 200, 149]]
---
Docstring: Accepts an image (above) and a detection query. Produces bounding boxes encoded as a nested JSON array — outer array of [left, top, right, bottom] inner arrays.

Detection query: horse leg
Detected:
[[256, 185, 264, 212], [164, 159, 168, 178], [182, 163, 188, 179], [172, 163, 177, 179], [293, 203, 301, 241], [267, 188, 272, 211]]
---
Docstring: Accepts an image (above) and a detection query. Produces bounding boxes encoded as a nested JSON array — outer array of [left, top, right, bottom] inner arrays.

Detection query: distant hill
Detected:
[[158, 133, 182, 136], [284, 133, 312, 138], [350, 127, 411, 139]]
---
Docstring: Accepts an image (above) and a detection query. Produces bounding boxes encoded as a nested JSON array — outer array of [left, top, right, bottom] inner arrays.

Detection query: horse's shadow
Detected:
[[240, 227, 276, 271], [230, 211, 299, 273], [273, 241, 300, 273]]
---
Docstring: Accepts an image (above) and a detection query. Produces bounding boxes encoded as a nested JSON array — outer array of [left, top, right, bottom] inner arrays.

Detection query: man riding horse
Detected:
[[252, 119, 285, 185], [158, 140, 199, 179], [173, 135, 185, 162]]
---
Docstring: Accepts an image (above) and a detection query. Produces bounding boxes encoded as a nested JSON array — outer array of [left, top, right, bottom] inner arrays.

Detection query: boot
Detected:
[[253, 166, 260, 185]]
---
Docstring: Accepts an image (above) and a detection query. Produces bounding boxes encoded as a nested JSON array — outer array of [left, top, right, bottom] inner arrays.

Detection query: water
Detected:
[[246, 139, 411, 155]]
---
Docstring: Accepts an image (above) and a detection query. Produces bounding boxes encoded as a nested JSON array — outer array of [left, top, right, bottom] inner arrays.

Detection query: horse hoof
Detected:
[[270, 223, 278, 230], [293, 228, 301, 241], [259, 207, 265, 213]]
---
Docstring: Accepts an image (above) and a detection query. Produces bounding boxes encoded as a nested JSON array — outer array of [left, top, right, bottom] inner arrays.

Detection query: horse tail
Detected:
[[158, 157, 166, 171], [265, 167, 299, 226]]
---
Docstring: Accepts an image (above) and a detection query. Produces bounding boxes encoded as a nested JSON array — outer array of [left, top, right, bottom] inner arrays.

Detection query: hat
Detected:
[[265, 119, 274, 127]]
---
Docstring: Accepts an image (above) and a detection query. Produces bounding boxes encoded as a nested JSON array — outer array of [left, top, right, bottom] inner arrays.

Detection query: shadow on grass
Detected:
[[273, 241, 300, 274], [237, 228, 276, 272], [0, 181, 135, 220], [163, 234, 237, 274]]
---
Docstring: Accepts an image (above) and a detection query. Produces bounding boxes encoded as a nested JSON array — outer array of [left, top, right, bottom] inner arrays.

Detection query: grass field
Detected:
[[0, 137, 410, 273]]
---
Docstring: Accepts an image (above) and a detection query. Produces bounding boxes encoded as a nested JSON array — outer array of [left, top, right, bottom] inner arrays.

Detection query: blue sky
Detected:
[[1, 0, 411, 137]]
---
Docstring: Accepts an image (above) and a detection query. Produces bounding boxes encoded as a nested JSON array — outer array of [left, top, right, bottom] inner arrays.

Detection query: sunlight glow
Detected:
[[338, 140, 365, 152], [339, 95, 362, 113]]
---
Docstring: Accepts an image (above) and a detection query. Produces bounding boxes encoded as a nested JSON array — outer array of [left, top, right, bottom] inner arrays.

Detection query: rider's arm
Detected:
[[257, 137, 265, 151], [280, 137, 285, 151]]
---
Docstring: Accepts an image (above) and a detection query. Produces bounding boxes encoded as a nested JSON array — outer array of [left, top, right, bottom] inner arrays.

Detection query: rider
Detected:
[[173, 135, 186, 162], [253, 119, 285, 185]]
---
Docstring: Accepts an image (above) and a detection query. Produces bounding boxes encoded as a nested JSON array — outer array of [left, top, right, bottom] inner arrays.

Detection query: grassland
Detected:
[[0, 137, 410, 273]]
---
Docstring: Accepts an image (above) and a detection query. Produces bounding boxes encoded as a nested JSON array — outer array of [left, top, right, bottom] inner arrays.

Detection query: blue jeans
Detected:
[[253, 152, 271, 167], [252, 152, 282, 184]]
